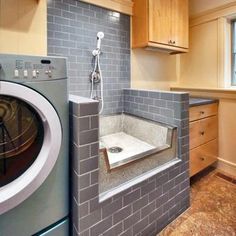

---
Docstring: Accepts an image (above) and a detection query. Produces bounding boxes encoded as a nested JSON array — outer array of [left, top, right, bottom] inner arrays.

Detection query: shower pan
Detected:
[[100, 114, 177, 171]]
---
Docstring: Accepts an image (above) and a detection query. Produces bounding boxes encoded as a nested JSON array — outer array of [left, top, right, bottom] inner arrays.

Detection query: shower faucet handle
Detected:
[[92, 49, 101, 56], [92, 96, 101, 101]]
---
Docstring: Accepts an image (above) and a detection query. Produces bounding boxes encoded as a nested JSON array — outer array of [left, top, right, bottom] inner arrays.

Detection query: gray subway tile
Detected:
[[79, 173, 90, 189], [80, 103, 99, 116], [133, 216, 149, 235], [132, 195, 149, 213], [79, 117, 90, 131], [90, 115, 99, 129], [119, 228, 133, 236], [79, 129, 98, 145], [123, 189, 140, 206], [148, 187, 162, 202], [156, 193, 169, 208], [79, 144, 90, 161], [79, 184, 98, 203], [163, 179, 175, 193], [141, 201, 155, 219], [140, 222, 156, 236], [90, 216, 112, 236], [102, 198, 122, 219], [124, 211, 140, 230], [90, 169, 99, 185], [149, 206, 163, 224], [161, 92, 173, 101], [80, 156, 98, 175], [79, 202, 89, 218], [163, 197, 176, 212], [91, 142, 99, 156], [154, 99, 167, 108], [79, 209, 101, 232], [149, 91, 160, 99], [141, 180, 155, 196], [102, 222, 123, 236], [113, 205, 132, 224]]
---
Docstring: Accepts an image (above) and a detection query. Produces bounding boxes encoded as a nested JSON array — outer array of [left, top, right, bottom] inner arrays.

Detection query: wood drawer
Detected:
[[190, 115, 218, 149], [190, 139, 218, 177], [189, 103, 218, 122]]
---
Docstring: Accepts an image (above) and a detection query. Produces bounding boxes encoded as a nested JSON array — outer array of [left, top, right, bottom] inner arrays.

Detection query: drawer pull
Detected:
[[200, 111, 205, 115], [199, 157, 205, 161], [200, 131, 205, 136]]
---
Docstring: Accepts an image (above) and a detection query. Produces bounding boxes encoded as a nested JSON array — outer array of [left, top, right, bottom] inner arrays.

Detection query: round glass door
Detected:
[[0, 95, 44, 187], [0, 81, 62, 215]]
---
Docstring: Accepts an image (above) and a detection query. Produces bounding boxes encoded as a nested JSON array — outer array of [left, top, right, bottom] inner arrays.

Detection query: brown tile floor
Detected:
[[159, 168, 236, 236]]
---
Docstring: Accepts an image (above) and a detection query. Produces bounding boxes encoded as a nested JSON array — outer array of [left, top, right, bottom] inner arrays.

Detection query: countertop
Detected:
[[189, 97, 218, 107]]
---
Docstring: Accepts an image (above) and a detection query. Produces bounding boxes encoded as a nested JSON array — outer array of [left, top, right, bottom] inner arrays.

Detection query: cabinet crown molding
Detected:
[[80, 0, 133, 15]]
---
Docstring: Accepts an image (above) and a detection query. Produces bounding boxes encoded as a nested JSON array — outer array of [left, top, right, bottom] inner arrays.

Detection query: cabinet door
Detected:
[[190, 139, 218, 177], [189, 103, 218, 122], [190, 116, 218, 149], [149, 0, 171, 45], [171, 0, 189, 48]]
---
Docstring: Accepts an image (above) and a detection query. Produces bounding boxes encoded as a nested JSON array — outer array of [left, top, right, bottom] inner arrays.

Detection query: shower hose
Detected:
[[90, 52, 104, 115]]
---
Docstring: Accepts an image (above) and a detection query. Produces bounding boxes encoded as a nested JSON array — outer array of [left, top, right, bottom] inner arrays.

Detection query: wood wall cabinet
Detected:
[[189, 103, 218, 177], [132, 0, 189, 53]]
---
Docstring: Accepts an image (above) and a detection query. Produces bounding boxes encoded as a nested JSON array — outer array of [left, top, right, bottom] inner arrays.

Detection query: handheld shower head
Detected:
[[97, 32, 104, 40], [96, 32, 104, 50]]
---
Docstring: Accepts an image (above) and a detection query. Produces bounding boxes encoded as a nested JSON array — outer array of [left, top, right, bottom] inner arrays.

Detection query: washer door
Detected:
[[0, 81, 62, 215]]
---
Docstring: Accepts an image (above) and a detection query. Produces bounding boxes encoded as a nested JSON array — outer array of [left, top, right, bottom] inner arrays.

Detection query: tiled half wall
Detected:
[[123, 89, 190, 158], [48, 0, 130, 114], [70, 89, 190, 236]]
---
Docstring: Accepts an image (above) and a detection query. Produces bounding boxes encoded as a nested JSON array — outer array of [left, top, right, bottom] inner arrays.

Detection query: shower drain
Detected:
[[108, 146, 123, 153]]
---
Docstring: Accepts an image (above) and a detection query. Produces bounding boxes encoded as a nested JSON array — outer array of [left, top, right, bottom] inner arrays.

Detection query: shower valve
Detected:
[[90, 71, 101, 83], [92, 96, 101, 101]]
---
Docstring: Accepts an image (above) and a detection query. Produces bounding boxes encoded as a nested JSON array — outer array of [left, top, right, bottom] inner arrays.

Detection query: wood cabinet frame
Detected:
[[132, 0, 189, 53]]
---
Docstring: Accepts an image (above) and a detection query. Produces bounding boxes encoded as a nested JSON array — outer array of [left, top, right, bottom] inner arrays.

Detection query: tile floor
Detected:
[[158, 168, 236, 236]]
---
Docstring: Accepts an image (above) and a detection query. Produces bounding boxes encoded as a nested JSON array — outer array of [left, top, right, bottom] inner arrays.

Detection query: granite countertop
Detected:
[[189, 97, 218, 107]]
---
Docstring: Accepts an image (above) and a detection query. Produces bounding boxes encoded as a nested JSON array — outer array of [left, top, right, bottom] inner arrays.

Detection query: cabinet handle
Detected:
[[200, 111, 205, 115], [199, 157, 205, 161], [172, 41, 176, 44], [168, 40, 172, 44], [200, 131, 205, 136]]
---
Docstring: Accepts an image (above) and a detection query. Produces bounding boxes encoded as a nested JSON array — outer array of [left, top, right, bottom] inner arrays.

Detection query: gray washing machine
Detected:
[[0, 54, 69, 236]]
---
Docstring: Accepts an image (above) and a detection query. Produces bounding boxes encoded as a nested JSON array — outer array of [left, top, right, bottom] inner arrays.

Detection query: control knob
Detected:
[[32, 70, 37, 78]]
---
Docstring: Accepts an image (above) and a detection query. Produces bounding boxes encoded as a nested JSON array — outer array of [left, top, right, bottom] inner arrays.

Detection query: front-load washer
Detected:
[[0, 54, 69, 236]]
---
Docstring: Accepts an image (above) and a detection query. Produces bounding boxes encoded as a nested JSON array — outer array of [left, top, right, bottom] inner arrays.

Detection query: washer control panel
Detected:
[[0, 54, 67, 81]]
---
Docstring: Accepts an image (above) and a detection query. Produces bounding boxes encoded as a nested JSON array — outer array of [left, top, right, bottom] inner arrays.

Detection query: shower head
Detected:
[[97, 32, 104, 40], [96, 32, 104, 50]]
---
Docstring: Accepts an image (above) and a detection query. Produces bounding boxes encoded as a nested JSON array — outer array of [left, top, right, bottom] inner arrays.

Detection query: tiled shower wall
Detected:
[[47, 0, 130, 114], [70, 89, 190, 236]]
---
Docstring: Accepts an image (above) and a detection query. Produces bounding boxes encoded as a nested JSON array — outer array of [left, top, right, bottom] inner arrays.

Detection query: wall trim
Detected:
[[190, 2, 236, 27], [171, 87, 236, 100], [216, 158, 236, 178], [217, 17, 231, 88], [80, 0, 133, 15]]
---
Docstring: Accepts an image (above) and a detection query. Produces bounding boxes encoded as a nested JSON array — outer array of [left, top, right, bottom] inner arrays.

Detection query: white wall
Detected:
[[131, 49, 177, 90], [0, 0, 47, 55]]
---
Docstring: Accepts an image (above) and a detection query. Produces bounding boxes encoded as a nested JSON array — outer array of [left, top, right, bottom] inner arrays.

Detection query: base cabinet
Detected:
[[189, 103, 218, 177]]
